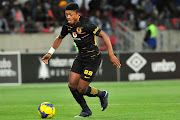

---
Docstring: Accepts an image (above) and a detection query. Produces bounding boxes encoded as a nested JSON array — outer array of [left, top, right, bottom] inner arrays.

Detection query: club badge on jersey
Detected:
[[76, 27, 82, 34]]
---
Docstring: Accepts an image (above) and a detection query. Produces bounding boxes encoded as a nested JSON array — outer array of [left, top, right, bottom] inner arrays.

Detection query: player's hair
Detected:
[[65, 2, 79, 13]]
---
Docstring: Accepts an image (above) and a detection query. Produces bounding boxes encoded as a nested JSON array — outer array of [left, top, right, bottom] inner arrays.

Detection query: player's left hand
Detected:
[[110, 55, 121, 68]]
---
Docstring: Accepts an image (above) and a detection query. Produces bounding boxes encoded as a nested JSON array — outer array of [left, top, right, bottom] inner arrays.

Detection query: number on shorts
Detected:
[[84, 70, 93, 76]]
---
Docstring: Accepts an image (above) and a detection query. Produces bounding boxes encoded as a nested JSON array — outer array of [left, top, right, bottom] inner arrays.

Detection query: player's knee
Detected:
[[68, 82, 77, 90], [77, 86, 86, 94]]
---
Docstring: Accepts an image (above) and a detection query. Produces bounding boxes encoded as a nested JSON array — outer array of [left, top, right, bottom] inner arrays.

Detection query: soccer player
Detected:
[[42, 3, 121, 117]]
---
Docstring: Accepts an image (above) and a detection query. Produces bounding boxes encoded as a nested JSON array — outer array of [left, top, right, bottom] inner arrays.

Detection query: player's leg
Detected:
[[77, 79, 105, 97], [86, 86, 109, 111], [77, 78, 108, 111], [68, 72, 90, 114], [78, 55, 109, 111], [69, 57, 91, 117], [74, 79, 92, 117]]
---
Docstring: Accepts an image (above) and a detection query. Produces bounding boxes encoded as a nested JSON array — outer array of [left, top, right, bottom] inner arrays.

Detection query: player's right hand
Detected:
[[42, 53, 52, 64]]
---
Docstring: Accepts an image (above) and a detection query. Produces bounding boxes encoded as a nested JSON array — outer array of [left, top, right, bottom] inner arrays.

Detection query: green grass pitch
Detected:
[[0, 80, 180, 120]]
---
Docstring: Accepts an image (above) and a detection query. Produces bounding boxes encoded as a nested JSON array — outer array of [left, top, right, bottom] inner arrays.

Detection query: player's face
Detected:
[[65, 10, 79, 25]]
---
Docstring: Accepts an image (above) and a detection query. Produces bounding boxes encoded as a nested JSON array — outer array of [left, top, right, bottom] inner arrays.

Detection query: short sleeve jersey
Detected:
[[60, 16, 101, 59]]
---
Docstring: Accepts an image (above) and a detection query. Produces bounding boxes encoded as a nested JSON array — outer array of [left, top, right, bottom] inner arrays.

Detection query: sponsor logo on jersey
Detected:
[[72, 32, 81, 40], [73, 32, 77, 38], [73, 38, 81, 40]]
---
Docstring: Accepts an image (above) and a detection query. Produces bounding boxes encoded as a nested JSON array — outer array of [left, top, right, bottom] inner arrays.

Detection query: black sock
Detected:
[[69, 87, 90, 111], [84, 86, 105, 97]]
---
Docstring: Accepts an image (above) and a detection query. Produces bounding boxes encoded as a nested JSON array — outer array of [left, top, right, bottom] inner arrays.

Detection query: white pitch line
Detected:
[[55, 103, 180, 106], [0, 85, 67, 90], [1, 103, 180, 108]]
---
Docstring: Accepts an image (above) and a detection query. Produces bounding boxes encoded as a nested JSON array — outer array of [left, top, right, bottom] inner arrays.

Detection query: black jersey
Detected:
[[60, 16, 101, 59]]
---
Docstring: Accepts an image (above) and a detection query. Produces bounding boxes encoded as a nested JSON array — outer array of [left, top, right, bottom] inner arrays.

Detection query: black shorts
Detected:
[[70, 54, 102, 82]]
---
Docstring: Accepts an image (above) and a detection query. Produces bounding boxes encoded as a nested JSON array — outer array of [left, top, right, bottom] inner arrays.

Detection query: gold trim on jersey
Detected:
[[65, 25, 73, 28], [81, 34, 89, 38], [78, 32, 86, 34], [90, 52, 100, 57], [93, 27, 99, 34], [94, 36, 97, 46], [86, 50, 95, 53]]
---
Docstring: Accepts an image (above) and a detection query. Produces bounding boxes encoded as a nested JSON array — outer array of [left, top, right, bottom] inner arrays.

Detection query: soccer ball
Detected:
[[38, 102, 55, 118]]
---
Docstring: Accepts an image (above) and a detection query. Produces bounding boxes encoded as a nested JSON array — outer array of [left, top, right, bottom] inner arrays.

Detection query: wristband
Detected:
[[48, 47, 55, 55]]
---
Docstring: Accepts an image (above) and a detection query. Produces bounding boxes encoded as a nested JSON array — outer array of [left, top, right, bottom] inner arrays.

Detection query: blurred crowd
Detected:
[[0, 0, 180, 34]]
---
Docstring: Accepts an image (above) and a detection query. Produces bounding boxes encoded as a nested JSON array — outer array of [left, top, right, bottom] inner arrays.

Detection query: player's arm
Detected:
[[42, 23, 68, 64], [99, 31, 121, 68], [42, 35, 63, 64], [86, 20, 120, 68]]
